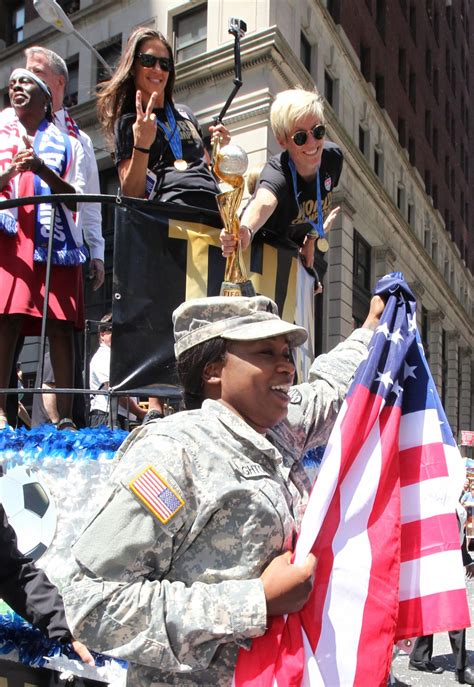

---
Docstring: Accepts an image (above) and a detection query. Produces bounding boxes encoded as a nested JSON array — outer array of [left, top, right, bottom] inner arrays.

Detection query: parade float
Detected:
[[0, 424, 129, 685]]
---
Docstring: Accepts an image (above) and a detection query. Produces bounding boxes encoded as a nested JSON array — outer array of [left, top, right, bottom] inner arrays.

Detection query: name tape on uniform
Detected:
[[129, 466, 185, 524]]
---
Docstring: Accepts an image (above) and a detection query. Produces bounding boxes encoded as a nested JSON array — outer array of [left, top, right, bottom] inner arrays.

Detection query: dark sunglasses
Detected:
[[291, 124, 326, 146], [136, 53, 173, 72], [100, 325, 113, 333]]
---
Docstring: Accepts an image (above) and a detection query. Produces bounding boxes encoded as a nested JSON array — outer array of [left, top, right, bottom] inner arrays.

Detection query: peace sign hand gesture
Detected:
[[132, 90, 158, 151]]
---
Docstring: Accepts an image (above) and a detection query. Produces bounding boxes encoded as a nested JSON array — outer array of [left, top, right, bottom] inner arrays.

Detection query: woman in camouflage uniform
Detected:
[[62, 293, 383, 686]]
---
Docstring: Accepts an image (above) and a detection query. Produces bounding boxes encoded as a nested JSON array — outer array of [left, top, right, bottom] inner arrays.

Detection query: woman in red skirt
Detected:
[[0, 69, 87, 429]]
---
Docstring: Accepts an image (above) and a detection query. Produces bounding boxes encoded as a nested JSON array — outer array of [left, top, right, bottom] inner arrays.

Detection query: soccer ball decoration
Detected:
[[0, 465, 57, 561]]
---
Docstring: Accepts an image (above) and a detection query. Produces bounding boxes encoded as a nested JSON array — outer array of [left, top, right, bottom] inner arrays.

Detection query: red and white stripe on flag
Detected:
[[234, 375, 469, 687]]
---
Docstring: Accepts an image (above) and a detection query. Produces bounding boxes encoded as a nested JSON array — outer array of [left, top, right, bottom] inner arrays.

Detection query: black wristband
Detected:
[[133, 145, 151, 154], [241, 225, 254, 241]]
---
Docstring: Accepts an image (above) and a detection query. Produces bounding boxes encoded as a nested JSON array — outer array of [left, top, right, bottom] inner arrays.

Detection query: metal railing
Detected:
[[0, 192, 180, 428]]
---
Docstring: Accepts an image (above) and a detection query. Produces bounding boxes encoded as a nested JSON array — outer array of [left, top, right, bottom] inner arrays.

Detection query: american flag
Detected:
[[129, 466, 184, 524], [234, 272, 469, 687]]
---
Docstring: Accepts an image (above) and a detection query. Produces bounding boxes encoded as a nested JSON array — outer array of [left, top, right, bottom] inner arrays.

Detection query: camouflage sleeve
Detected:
[[63, 429, 268, 672], [281, 327, 374, 454]]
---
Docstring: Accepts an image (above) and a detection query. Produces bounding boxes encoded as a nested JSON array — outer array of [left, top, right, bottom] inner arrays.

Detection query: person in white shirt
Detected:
[[24, 46, 105, 290], [89, 313, 145, 429]]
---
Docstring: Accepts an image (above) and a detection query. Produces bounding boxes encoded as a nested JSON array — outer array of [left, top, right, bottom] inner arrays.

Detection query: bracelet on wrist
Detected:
[[241, 225, 254, 241], [133, 145, 151, 154]]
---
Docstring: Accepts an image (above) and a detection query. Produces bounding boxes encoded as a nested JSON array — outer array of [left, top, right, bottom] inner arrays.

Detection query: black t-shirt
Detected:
[[256, 141, 343, 246], [115, 103, 220, 212]]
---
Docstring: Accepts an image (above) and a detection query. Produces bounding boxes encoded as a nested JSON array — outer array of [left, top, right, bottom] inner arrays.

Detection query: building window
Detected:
[[376, 0, 386, 40], [96, 36, 122, 84], [424, 108, 431, 143], [8, 2, 25, 44], [63, 56, 79, 108], [353, 230, 372, 327], [359, 126, 367, 156], [173, 4, 207, 63], [424, 169, 431, 196], [421, 306, 429, 358], [433, 7, 440, 41], [353, 231, 371, 290], [408, 69, 416, 109], [300, 32, 311, 72], [444, 208, 450, 233], [397, 184, 405, 213], [424, 227, 431, 250], [324, 70, 334, 107], [408, 202, 415, 228], [374, 148, 383, 179], [432, 126, 438, 160], [432, 183, 438, 208], [409, 2, 416, 42], [446, 5, 452, 27], [360, 43, 371, 81], [398, 47, 406, 86], [433, 67, 439, 101], [398, 117, 406, 147], [441, 329, 447, 407], [375, 73, 385, 107], [425, 47, 432, 81], [408, 136, 416, 165]]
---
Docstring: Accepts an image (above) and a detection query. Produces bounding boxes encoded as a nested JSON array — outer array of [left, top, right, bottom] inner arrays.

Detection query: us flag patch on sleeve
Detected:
[[129, 466, 185, 524]]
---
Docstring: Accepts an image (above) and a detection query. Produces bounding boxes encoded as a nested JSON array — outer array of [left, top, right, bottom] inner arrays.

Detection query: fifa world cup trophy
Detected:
[[214, 144, 256, 297]]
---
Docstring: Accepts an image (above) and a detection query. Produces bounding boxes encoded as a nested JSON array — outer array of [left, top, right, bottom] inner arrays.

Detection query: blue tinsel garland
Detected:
[[0, 424, 128, 464], [0, 610, 127, 671]]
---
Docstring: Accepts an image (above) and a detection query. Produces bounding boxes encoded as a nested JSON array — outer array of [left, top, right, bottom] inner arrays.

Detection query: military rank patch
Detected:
[[129, 466, 184, 524]]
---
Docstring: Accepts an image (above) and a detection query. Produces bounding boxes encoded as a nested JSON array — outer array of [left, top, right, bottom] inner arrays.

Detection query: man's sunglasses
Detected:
[[291, 124, 326, 146], [136, 53, 173, 72]]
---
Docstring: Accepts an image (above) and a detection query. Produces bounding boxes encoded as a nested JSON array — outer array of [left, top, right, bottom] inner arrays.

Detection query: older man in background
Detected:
[[24, 46, 105, 288]]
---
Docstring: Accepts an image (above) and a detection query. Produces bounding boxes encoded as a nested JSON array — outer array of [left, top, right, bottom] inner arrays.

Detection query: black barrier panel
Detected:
[[110, 199, 299, 392], [111, 200, 222, 391]]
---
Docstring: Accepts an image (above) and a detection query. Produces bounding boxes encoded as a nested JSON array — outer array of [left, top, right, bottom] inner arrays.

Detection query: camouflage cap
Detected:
[[173, 295, 308, 358]]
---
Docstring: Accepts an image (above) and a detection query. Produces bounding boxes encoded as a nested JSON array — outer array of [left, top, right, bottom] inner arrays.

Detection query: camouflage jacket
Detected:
[[62, 327, 373, 686]]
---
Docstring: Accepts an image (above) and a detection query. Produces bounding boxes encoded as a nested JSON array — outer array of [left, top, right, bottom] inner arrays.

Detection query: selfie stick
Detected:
[[214, 17, 247, 125]]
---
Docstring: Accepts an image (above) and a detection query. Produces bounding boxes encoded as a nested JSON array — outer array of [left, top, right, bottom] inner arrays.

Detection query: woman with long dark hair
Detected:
[[97, 27, 229, 210]]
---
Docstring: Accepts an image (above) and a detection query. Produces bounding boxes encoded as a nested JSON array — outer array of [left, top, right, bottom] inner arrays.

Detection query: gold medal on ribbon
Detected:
[[174, 159, 188, 171], [317, 237, 329, 253]]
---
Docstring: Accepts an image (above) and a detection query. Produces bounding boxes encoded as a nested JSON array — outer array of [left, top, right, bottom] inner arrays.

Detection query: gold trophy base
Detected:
[[220, 280, 256, 297]]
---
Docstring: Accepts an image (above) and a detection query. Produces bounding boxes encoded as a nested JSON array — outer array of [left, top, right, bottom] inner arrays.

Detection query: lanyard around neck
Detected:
[[155, 101, 183, 161], [288, 157, 324, 238]]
